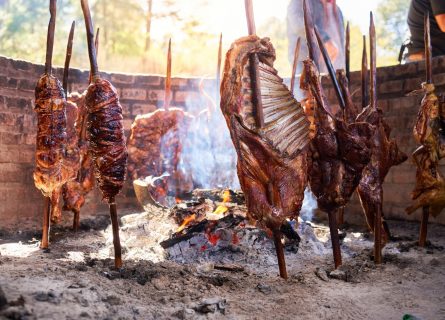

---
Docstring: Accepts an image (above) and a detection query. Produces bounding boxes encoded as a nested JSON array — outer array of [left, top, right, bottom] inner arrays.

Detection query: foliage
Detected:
[[375, 0, 410, 66], [0, 0, 412, 76]]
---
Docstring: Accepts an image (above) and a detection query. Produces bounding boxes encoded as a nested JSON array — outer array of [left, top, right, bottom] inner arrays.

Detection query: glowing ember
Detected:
[[213, 189, 231, 215], [176, 214, 196, 233]]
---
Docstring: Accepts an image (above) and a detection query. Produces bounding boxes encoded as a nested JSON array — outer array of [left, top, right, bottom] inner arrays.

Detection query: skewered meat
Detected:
[[127, 108, 194, 203], [355, 92, 407, 240], [301, 59, 374, 212], [34, 74, 68, 197], [61, 92, 95, 226], [85, 78, 127, 203], [81, 0, 126, 268], [406, 83, 445, 217], [50, 99, 80, 223], [220, 35, 310, 244]]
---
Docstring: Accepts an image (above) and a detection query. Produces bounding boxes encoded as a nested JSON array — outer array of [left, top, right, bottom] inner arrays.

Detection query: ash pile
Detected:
[[130, 188, 333, 270]]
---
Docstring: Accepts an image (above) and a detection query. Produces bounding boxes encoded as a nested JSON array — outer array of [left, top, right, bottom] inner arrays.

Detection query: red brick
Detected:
[[131, 103, 156, 116], [147, 89, 164, 103], [120, 88, 147, 100], [173, 90, 199, 104], [379, 80, 403, 94], [171, 77, 189, 89]]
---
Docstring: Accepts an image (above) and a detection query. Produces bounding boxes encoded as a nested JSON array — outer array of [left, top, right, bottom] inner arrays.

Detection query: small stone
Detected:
[[80, 311, 91, 318], [194, 297, 226, 314], [102, 295, 121, 306], [151, 277, 167, 290], [256, 283, 272, 295], [315, 267, 329, 282], [329, 269, 347, 281]]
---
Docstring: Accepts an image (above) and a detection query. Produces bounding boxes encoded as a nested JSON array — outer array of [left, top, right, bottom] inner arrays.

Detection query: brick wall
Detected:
[[0, 55, 208, 232], [0, 54, 444, 232]]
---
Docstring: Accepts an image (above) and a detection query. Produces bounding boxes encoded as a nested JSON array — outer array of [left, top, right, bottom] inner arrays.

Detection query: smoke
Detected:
[[164, 79, 317, 221], [300, 188, 318, 222], [178, 79, 240, 190]]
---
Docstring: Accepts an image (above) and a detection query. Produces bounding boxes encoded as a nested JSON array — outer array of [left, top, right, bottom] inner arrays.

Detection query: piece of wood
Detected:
[[303, 0, 319, 67], [45, 0, 57, 75], [374, 205, 382, 264], [314, 26, 346, 109], [328, 210, 342, 268], [244, 0, 264, 128], [165, 38, 172, 111], [361, 35, 369, 108], [88, 28, 100, 84], [424, 12, 432, 84], [244, 0, 256, 35], [216, 33, 222, 104], [80, 0, 99, 78], [338, 207, 344, 225], [290, 37, 301, 94], [273, 230, 288, 279], [419, 206, 429, 247], [73, 209, 80, 232], [345, 21, 350, 82], [63, 21, 75, 95], [109, 198, 122, 268], [40, 197, 51, 249], [370, 12, 377, 110], [133, 179, 168, 210]]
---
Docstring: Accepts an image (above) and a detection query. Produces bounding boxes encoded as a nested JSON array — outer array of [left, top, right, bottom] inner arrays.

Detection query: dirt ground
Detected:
[[0, 208, 444, 320]]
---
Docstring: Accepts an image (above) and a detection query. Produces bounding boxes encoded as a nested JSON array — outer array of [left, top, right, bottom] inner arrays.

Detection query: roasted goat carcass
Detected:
[[405, 14, 445, 247], [352, 17, 407, 252], [50, 98, 81, 223], [405, 83, 445, 217], [220, 35, 310, 278], [300, 59, 374, 267], [129, 39, 195, 207], [127, 108, 194, 204], [60, 91, 95, 229]]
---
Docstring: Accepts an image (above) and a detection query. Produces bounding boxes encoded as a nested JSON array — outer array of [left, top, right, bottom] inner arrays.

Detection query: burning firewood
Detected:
[[81, 0, 128, 268], [219, 0, 311, 279], [355, 13, 407, 264], [301, 0, 374, 268], [33, 0, 68, 248], [405, 13, 445, 246], [128, 39, 194, 207]]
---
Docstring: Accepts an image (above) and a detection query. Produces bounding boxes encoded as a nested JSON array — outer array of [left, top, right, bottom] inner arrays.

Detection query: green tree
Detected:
[[376, 0, 410, 66]]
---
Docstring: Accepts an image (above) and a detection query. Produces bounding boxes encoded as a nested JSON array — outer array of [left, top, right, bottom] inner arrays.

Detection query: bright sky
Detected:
[[149, 0, 382, 43]]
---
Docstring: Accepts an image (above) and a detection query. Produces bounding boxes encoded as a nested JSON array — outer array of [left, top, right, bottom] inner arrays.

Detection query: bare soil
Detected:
[[0, 208, 444, 320]]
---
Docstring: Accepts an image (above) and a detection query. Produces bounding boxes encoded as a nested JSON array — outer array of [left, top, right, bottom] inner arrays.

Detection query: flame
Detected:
[[176, 214, 196, 233], [213, 189, 231, 215]]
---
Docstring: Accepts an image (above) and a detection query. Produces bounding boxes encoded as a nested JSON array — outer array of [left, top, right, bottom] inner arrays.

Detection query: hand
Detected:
[[323, 39, 339, 63]]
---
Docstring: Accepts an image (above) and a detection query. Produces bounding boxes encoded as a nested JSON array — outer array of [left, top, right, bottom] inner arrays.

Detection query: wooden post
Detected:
[[165, 38, 172, 111], [62, 21, 75, 95], [290, 37, 301, 94], [314, 27, 345, 110], [109, 198, 122, 268], [328, 210, 342, 268], [419, 206, 429, 247], [345, 21, 350, 82], [361, 35, 369, 108], [273, 230, 288, 279], [374, 205, 382, 264], [41, 197, 51, 249]]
